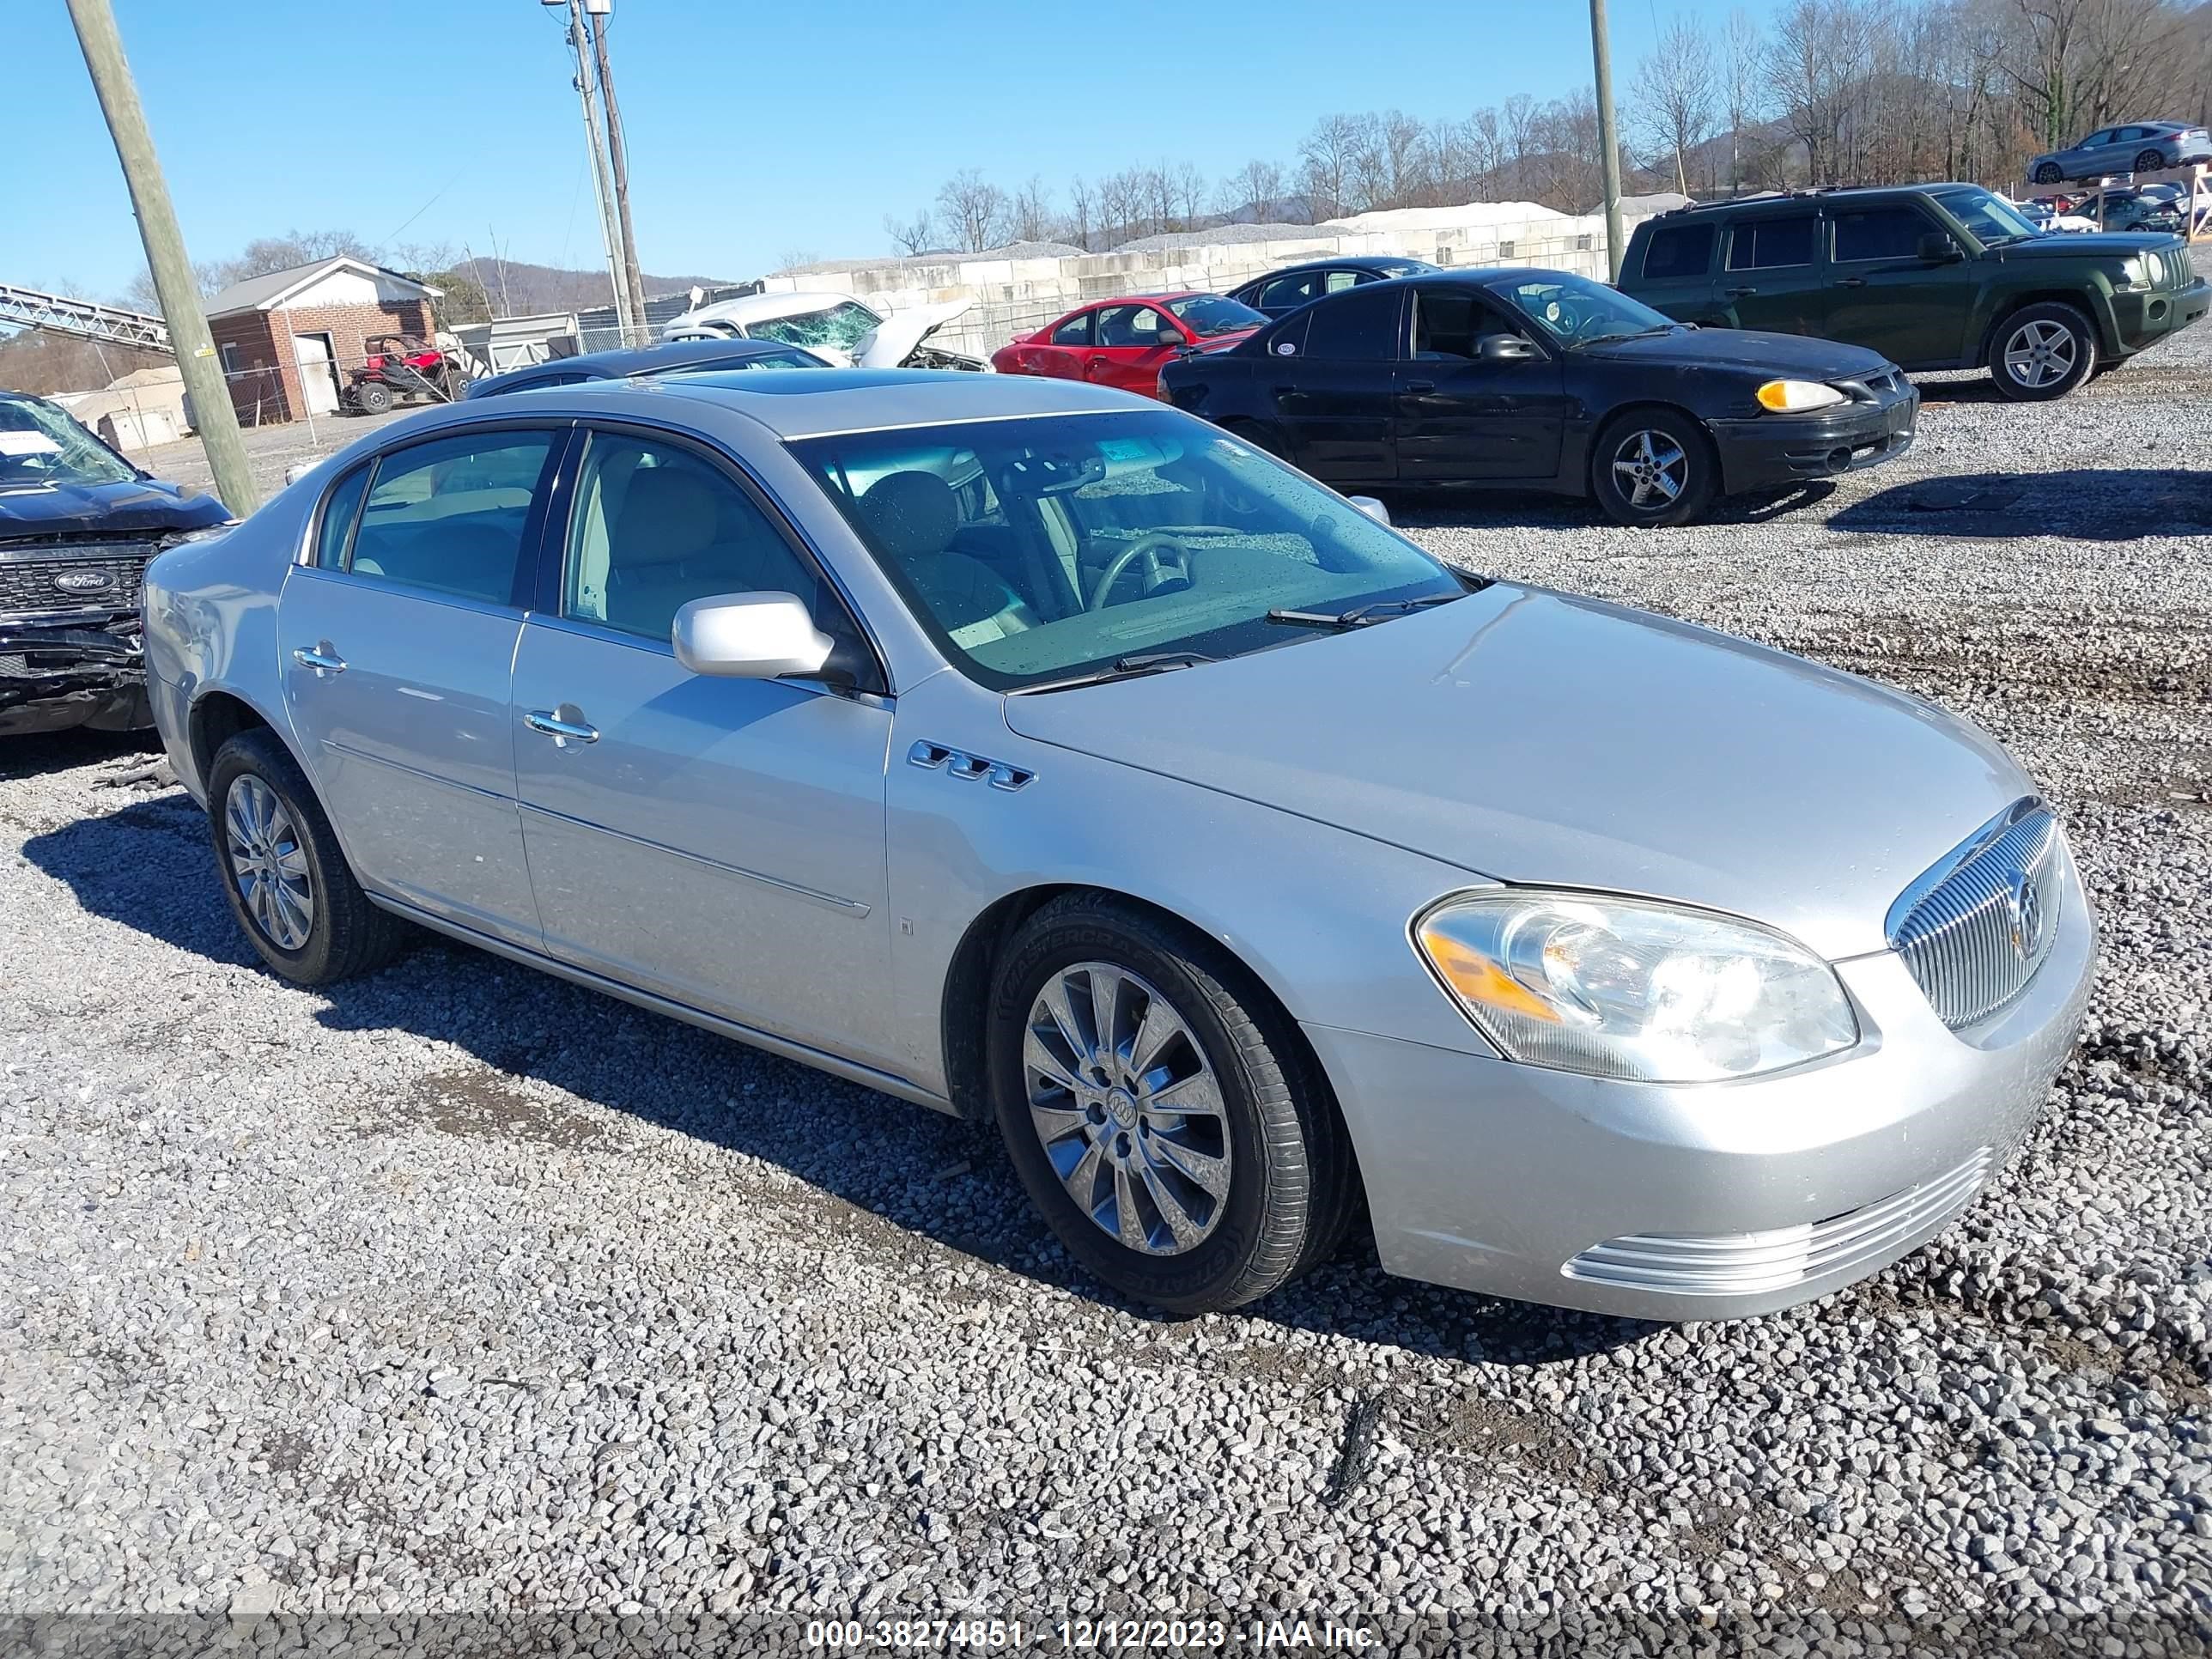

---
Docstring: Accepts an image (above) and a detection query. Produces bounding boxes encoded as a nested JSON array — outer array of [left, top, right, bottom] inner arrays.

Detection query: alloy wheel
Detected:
[[1022, 962, 1231, 1255], [1610, 428, 1687, 511], [224, 775, 314, 951], [2002, 319, 2076, 389]]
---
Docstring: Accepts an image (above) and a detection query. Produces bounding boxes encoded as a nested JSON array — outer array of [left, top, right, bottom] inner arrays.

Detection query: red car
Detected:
[[993, 292, 1267, 398]]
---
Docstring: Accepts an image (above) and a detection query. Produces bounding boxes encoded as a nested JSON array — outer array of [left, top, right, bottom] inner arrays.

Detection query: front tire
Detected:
[[1988, 302, 2094, 401], [1590, 409, 1717, 527], [207, 729, 411, 985], [987, 894, 1355, 1315], [349, 381, 393, 416]]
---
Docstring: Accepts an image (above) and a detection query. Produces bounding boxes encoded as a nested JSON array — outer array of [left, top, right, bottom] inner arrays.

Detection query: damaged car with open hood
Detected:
[[659, 289, 990, 372], [0, 389, 232, 738]]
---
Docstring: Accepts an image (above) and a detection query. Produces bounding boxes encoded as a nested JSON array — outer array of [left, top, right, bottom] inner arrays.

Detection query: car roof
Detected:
[[1243, 256, 1437, 279], [642, 366, 1156, 438], [1653, 183, 1980, 220], [671, 289, 873, 326], [501, 337, 813, 384]]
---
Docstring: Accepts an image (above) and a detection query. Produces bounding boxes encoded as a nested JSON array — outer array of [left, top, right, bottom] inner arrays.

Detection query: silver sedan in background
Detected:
[[143, 372, 2094, 1318]]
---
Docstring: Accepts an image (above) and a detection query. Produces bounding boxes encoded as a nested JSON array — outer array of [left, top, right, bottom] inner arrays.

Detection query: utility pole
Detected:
[[587, 4, 651, 343], [556, 0, 633, 343], [64, 0, 258, 514], [1589, 0, 1626, 283]]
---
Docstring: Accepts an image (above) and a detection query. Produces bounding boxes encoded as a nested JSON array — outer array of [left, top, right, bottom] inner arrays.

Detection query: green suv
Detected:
[[1620, 183, 2207, 401]]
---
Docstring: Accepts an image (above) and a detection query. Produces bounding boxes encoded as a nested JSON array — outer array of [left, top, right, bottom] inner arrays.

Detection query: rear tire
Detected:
[[2135, 149, 2166, 173], [207, 729, 411, 985], [1988, 301, 2095, 402], [349, 382, 393, 416], [1590, 408, 1717, 528], [2034, 161, 2063, 185], [987, 893, 1356, 1315]]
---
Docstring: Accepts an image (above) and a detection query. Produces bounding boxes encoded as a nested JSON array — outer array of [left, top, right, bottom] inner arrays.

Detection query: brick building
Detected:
[[204, 258, 442, 425]]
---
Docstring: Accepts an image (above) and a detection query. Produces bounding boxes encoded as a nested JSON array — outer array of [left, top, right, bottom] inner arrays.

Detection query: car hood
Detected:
[[1999, 231, 2177, 258], [1580, 327, 1894, 377], [0, 476, 228, 538], [856, 298, 973, 368], [1000, 584, 2030, 960]]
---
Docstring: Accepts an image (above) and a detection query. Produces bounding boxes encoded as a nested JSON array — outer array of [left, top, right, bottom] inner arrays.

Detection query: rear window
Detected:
[[1302, 285, 1403, 360], [1727, 216, 1816, 270], [1640, 223, 1714, 282]]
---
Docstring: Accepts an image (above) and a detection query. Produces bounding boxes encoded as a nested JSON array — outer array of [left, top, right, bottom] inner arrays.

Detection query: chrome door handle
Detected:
[[1839, 276, 1868, 288], [1725, 285, 1759, 298], [1402, 380, 1436, 393], [524, 709, 599, 744], [292, 645, 346, 676]]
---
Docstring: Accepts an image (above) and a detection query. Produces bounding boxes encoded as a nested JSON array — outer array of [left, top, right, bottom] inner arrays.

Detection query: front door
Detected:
[[1821, 202, 1978, 368], [1267, 283, 1403, 485], [510, 425, 898, 1065], [277, 425, 561, 946], [1394, 285, 1567, 481], [1085, 303, 1185, 396], [1716, 210, 1825, 336]]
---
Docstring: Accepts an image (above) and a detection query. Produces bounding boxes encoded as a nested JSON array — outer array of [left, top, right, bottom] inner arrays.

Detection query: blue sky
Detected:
[[19, 0, 1784, 301]]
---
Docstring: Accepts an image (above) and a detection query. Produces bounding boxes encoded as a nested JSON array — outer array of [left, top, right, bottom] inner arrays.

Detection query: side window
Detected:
[[1051, 312, 1094, 347], [1095, 304, 1171, 347], [347, 430, 552, 605], [1640, 222, 1715, 281], [1322, 269, 1361, 294], [1302, 285, 1403, 360], [313, 464, 369, 569], [1256, 271, 1319, 310], [563, 431, 822, 643], [1726, 215, 1816, 270], [1410, 289, 1485, 359], [520, 372, 589, 390], [1832, 206, 1932, 263]]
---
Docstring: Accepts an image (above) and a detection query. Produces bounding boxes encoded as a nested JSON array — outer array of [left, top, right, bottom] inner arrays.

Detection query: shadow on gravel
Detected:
[[27, 794, 1653, 1370], [1833, 468, 2212, 541], [1387, 480, 1834, 535], [0, 726, 158, 782]]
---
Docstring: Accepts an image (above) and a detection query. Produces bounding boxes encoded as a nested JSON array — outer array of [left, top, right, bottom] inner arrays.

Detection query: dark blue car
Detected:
[[464, 336, 827, 399], [0, 390, 231, 737]]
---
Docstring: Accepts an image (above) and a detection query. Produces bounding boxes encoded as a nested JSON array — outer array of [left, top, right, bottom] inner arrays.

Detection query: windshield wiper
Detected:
[[1577, 325, 1674, 347], [1265, 592, 1467, 630], [1009, 651, 1216, 696]]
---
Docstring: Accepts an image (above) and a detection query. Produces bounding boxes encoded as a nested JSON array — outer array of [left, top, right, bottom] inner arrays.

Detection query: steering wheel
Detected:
[[1088, 532, 1195, 611]]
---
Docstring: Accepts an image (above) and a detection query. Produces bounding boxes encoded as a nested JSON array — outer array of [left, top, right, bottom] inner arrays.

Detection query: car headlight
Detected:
[[1413, 890, 1859, 1083], [1756, 379, 1847, 412]]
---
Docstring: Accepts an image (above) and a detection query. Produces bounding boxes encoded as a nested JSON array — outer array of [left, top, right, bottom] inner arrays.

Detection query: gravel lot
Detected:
[[4, 259, 2209, 1651]]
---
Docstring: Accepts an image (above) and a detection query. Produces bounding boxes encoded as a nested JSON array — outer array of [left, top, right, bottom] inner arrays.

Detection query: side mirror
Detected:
[[672, 592, 836, 680], [1918, 231, 1964, 263], [1479, 334, 1538, 362], [1152, 330, 1190, 351], [1346, 495, 1392, 526]]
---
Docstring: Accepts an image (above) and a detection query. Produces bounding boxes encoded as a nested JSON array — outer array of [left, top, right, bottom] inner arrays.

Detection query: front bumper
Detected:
[[0, 618, 149, 737], [1710, 387, 1920, 495], [2112, 276, 2209, 356], [1305, 859, 2094, 1321]]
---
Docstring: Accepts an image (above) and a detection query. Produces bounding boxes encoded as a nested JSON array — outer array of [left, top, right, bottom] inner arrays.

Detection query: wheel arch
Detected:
[[1979, 290, 2112, 364], [1589, 399, 1719, 483], [188, 687, 299, 798]]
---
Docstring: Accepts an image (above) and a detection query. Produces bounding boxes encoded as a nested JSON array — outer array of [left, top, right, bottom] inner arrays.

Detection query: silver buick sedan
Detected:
[[143, 370, 2094, 1320]]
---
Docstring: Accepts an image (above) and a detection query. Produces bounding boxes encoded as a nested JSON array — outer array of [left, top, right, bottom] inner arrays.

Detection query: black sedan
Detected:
[[464, 336, 827, 398], [1158, 269, 1919, 526], [1227, 255, 1439, 319]]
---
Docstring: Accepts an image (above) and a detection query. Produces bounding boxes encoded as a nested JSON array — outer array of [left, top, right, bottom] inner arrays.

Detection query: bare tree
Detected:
[[935, 170, 1010, 252], [1299, 113, 1364, 218], [1502, 94, 1539, 198], [884, 208, 935, 256], [1171, 161, 1207, 229], [1634, 14, 1719, 194], [1010, 175, 1054, 242], [1467, 106, 1506, 187], [1767, 0, 1875, 182], [1220, 157, 1285, 221], [1720, 9, 1766, 191], [1066, 176, 1094, 251]]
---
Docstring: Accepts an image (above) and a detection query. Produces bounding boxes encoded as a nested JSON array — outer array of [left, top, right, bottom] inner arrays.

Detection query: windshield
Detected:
[[792, 410, 1462, 691], [749, 301, 881, 351], [0, 397, 138, 492], [1164, 294, 1267, 337], [1486, 273, 1674, 347], [1931, 185, 2039, 246]]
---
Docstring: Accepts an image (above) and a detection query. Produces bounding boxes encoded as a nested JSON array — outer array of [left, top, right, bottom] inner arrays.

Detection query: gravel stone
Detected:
[[1, 250, 2208, 1647]]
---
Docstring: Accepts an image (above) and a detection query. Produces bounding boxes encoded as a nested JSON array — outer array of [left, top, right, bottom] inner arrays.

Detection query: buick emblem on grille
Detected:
[[2004, 864, 2045, 961], [52, 569, 115, 594]]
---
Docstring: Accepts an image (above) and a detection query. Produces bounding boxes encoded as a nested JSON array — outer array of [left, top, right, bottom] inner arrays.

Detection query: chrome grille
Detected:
[[1888, 799, 2064, 1030], [0, 544, 153, 614], [1562, 1147, 1991, 1297]]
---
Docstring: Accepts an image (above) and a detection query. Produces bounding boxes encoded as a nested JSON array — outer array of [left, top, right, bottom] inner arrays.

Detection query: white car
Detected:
[[661, 290, 989, 372]]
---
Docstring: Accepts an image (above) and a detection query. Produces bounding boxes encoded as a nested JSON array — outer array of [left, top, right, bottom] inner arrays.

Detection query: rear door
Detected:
[[1822, 200, 1977, 367], [1011, 309, 1094, 380], [1264, 283, 1403, 484], [1085, 303, 1186, 395], [1626, 220, 1720, 324], [1717, 210, 1825, 336], [1394, 285, 1566, 481], [276, 424, 562, 947], [508, 422, 898, 1066]]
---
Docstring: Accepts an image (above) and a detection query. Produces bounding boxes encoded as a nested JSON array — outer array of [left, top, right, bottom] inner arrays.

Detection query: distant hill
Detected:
[[453, 256, 741, 315]]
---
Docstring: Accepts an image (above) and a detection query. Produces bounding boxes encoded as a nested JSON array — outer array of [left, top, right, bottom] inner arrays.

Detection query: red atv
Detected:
[[343, 335, 468, 415]]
